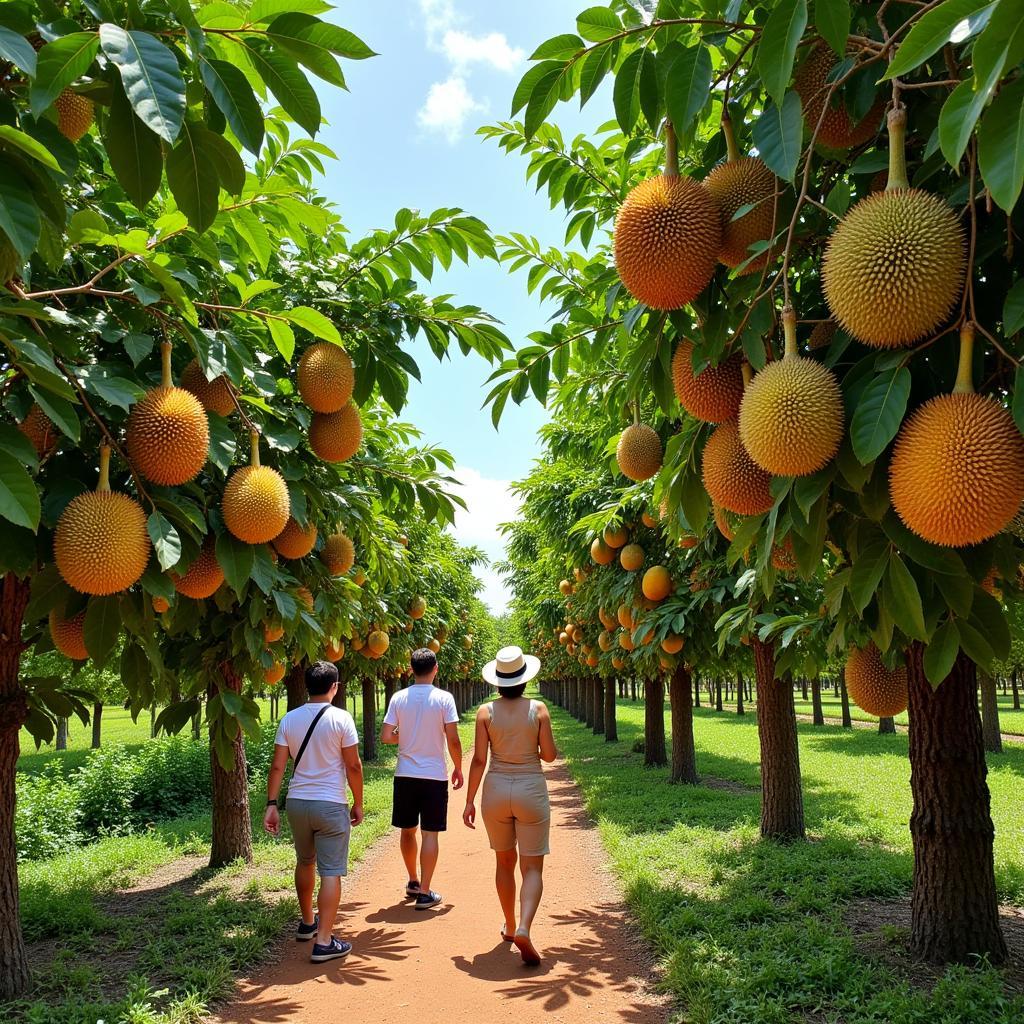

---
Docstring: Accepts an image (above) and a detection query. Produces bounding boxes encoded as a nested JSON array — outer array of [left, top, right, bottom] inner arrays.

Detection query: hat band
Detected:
[[495, 664, 526, 679]]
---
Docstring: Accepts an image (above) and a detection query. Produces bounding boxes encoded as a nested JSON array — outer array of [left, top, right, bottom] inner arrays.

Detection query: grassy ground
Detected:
[[555, 695, 1024, 1024], [6, 710, 478, 1024]]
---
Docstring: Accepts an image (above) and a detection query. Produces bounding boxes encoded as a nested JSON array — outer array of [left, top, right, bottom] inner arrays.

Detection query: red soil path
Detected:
[[215, 758, 667, 1024]]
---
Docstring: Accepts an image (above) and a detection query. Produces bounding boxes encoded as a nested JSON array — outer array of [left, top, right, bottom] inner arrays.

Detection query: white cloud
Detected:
[[419, 0, 457, 47], [441, 29, 524, 73], [416, 75, 486, 143]]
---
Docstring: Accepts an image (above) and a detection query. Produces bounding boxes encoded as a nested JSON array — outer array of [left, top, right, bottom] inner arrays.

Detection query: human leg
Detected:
[[518, 854, 545, 935], [295, 861, 316, 924], [400, 827, 419, 883], [495, 848, 518, 938], [286, 800, 318, 926], [311, 802, 351, 948], [419, 831, 439, 891], [316, 875, 342, 946]]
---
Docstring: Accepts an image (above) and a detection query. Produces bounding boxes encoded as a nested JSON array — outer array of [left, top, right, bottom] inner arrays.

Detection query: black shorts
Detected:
[[392, 777, 449, 832]]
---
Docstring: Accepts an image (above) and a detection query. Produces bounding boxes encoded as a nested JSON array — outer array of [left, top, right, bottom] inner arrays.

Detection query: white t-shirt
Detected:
[[275, 703, 359, 804], [384, 683, 459, 781]]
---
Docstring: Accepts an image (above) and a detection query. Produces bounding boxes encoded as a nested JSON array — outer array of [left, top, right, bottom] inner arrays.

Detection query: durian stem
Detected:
[[97, 443, 112, 493], [722, 112, 740, 163], [633, 401, 641, 427], [885, 105, 910, 192], [249, 429, 261, 469], [664, 120, 679, 179], [782, 305, 798, 360], [741, 361, 752, 389], [953, 321, 976, 395], [159, 340, 173, 389]]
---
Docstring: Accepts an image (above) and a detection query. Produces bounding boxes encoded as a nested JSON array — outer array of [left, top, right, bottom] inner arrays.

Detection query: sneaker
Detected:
[[296, 915, 319, 942], [405, 880, 421, 899], [414, 890, 443, 910], [310, 936, 352, 963]]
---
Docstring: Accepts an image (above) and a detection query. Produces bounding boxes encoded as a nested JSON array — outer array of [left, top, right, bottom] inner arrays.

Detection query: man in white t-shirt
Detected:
[[381, 648, 463, 910], [264, 661, 363, 965]]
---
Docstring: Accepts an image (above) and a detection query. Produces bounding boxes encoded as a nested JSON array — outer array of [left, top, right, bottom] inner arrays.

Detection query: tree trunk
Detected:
[[811, 676, 824, 725], [592, 678, 604, 735], [715, 677, 723, 712], [643, 677, 667, 767], [905, 645, 1006, 964], [192, 706, 201, 740], [693, 673, 701, 708], [208, 663, 253, 868], [800, 676, 808, 701], [879, 716, 896, 734], [150, 705, 156, 739], [583, 678, 595, 729], [669, 665, 698, 784], [752, 638, 804, 841], [332, 674, 348, 710], [55, 716, 68, 750], [383, 677, 396, 712], [362, 678, 377, 761], [285, 663, 305, 712], [979, 672, 1002, 754], [736, 671, 745, 715], [1012, 669, 1020, 711], [839, 668, 852, 728], [0, 573, 31, 997], [604, 676, 617, 741], [630, 678, 636, 701], [91, 703, 103, 748]]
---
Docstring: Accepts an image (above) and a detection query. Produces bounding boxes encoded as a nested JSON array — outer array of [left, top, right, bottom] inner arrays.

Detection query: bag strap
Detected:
[[292, 705, 330, 772]]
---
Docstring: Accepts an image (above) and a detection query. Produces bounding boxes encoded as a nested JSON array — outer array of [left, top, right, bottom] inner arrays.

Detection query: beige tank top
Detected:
[[486, 698, 542, 775]]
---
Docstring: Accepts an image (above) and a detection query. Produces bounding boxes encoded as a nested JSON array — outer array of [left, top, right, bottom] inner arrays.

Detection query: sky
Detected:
[[310, 0, 611, 613]]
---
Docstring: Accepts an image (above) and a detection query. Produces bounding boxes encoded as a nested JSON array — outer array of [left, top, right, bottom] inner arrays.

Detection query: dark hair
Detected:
[[306, 660, 339, 695], [411, 648, 437, 677], [498, 683, 527, 699]]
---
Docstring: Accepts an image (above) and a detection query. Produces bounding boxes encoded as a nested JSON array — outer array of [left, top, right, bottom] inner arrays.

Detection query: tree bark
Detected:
[[693, 673, 701, 708], [630, 678, 636, 701], [0, 573, 31, 997], [811, 676, 824, 725], [55, 716, 68, 750], [879, 715, 896, 734], [285, 663, 306, 713], [979, 671, 1002, 754], [1012, 669, 1020, 711], [643, 677, 667, 767], [604, 676, 617, 741], [192, 705, 201, 740], [583, 678, 595, 729], [800, 676, 808, 701], [669, 665, 698, 784], [592, 678, 604, 735], [362, 678, 377, 761], [383, 677, 396, 713], [906, 645, 1006, 964], [736, 671, 745, 715], [91, 703, 103, 748], [208, 662, 253, 868], [752, 638, 804, 841], [715, 677, 723, 712], [839, 668, 853, 728], [331, 673, 348, 710]]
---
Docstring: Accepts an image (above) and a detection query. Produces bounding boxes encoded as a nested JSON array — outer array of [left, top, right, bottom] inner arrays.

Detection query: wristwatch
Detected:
[[266, 798, 278, 807]]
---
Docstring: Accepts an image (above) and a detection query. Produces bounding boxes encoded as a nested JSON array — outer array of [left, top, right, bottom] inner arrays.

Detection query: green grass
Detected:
[[5, 709, 478, 1024], [554, 695, 1024, 1024]]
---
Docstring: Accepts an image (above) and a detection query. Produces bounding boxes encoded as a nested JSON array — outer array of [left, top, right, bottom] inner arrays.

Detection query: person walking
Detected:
[[380, 647, 463, 910], [463, 646, 557, 966], [264, 660, 364, 965]]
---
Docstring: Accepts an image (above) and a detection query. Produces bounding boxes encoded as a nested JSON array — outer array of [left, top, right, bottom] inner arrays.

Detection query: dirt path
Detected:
[[795, 712, 1024, 745], [214, 758, 667, 1024]]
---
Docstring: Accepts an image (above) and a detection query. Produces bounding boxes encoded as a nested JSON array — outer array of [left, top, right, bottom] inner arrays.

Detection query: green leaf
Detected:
[[249, 0, 332, 22], [25, 564, 70, 623], [757, 0, 807, 106], [1005, 279, 1024, 336], [511, 60, 562, 116], [0, 166, 40, 260], [268, 319, 295, 361], [166, 122, 221, 234], [969, 588, 1011, 661], [0, 126, 61, 172], [923, 618, 959, 685], [664, 44, 712, 136], [849, 539, 889, 612], [200, 57, 265, 155], [104, 82, 162, 210], [613, 48, 650, 134], [268, 13, 374, 60], [204, 130, 246, 195], [978, 76, 1024, 213], [1012, 365, 1024, 435], [120, 641, 149, 696], [28, 387, 79, 441], [523, 63, 565, 139], [576, 6, 620, 41], [0, 26, 37, 77], [99, 25, 186, 144], [956, 618, 994, 669], [241, 40, 321, 136], [284, 305, 341, 344], [850, 365, 910, 464], [815, 0, 850, 56], [267, 13, 346, 87], [884, 0, 995, 79], [972, 0, 1024, 101], [0, 448, 40, 530], [531, 34, 584, 60], [0, 424, 38, 470], [147, 510, 182, 571], [216, 530, 254, 596], [938, 72, 1000, 168], [84, 595, 121, 669], [29, 33, 99, 118], [752, 91, 803, 181], [885, 555, 927, 640]]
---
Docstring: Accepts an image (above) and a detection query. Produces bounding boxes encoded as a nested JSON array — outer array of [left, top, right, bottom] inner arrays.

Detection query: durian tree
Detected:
[[489, 0, 1024, 965]]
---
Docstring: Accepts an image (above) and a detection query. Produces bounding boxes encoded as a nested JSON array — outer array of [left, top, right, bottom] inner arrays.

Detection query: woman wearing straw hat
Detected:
[[463, 645, 557, 966]]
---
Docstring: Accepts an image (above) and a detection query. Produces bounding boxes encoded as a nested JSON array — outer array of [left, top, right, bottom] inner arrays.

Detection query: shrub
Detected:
[[74, 747, 138, 836], [15, 763, 82, 861], [132, 736, 211, 822]]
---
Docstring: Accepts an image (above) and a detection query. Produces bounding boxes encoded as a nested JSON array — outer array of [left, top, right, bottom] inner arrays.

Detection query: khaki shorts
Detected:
[[481, 772, 550, 856], [286, 798, 351, 876]]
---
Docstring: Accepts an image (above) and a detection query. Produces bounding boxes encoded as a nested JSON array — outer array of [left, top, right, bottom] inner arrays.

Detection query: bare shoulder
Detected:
[[475, 703, 490, 722], [533, 699, 550, 717]]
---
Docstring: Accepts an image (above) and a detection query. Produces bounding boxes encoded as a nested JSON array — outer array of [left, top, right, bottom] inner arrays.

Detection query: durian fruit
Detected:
[[272, 517, 318, 559], [616, 421, 663, 482], [678, 533, 699, 549], [49, 608, 88, 660], [618, 630, 635, 652], [296, 586, 314, 612], [807, 320, 837, 351], [0, 231, 21, 284], [558, 631, 569, 645], [264, 661, 286, 686], [55, 88, 94, 142], [598, 607, 617, 631], [659, 653, 676, 671], [702, 419, 774, 515], [661, 633, 684, 655], [598, 630, 614, 652], [889, 322, 1024, 546], [612, 655, 627, 670], [309, 401, 362, 463], [153, 596, 170, 614], [771, 536, 798, 572], [739, 305, 844, 476], [671, 341, 744, 423], [794, 43, 884, 150], [617, 603, 635, 630], [822, 106, 965, 348], [54, 445, 151, 595], [354, 569, 366, 586], [172, 538, 224, 599], [410, 595, 426, 619], [586, 653, 599, 668], [642, 565, 673, 601], [704, 113, 777, 271], [181, 360, 235, 417], [714, 504, 740, 542], [591, 537, 615, 565], [351, 633, 365, 652], [126, 342, 209, 486], [321, 532, 355, 575], [297, 343, 355, 413], [222, 432, 290, 544], [325, 638, 346, 661], [641, 511, 659, 529], [603, 525, 628, 549], [427, 637, 441, 653], [614, 121, 721, 309], [367, 630, 390, 656], [845, 643, 908, 717], [18, 404, 57, 458], [619, 543, 645, 572], [264, 622, 285, 643], [559, 579, 573, 595]]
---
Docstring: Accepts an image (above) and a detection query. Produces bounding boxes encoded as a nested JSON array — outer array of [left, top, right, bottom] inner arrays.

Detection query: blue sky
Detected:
[[311, 0, 610, 611]]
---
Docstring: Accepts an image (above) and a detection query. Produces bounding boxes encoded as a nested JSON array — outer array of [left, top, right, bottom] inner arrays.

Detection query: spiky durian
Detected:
[[18, 404, 56, 458], [794, 43, 884, 150], [807, 320, 838, 351], [55, 89, 94, 142], [309, 402, 362, 462], [49, 608, 88, 660], [714, 503, 741, 542], [367, 630, 389, 656], [272, 517, 318, 560], [54, 446, 150, 595], [846, 643, 908, 717], [616, 423, 663, 481], [671, 341, 744, 423], [739, 306, 843, 477], [297, 343, 355, 413], [702, 420, 774, 515], [181, 359, 235, 417], [321, 531, 355, 575], [126, 343, 209, 486], [172, 538, 224, 599], [222, 432, 290, 544]]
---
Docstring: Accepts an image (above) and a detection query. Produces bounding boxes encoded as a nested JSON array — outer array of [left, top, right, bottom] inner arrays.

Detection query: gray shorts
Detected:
[[286, 799, 351, 876]]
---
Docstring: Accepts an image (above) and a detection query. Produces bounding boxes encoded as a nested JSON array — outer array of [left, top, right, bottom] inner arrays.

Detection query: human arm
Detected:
[[536, 703, 558, 763], [445, 721, 464, 789], [380, 696, 399, 745], [263, 743, 289, 836], [462, 707, 490, 828], [343, 743, 364, 825]]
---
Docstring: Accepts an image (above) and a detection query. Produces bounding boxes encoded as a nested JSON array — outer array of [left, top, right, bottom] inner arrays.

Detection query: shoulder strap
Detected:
[[292, 705, 331, 772]]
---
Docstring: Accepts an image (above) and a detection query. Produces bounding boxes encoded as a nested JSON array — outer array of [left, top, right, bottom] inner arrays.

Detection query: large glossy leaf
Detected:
[[285, 305, 342, 344], [216, 530, 254, 596], [752, 91, 802, 181], [200, 57, 264, 155], [99, 26, 186, 144], [166, 122, 222, 233], [576, 6, 620, 41], [883, 0, 995, 79], [240, 40, 321, 136], [0, 25, 36, 76], [757, 0, 807, 105], [147, 510, 182, 571], [1005, 280, 1024, 337], [664, 44, 712, 136], [0, 448, 40, 529], [84, 595, 122, 669], [815, 0, 850, 56], [29, 32, 99, 117], [0, 165, 40, 258], [850, 365, 911, 464], [923, 618, 959, 685], [884, 555, 927, 640], [104, 83, 162, 209], [978, 77, 1024, 213], [0, 126, 61, 171]]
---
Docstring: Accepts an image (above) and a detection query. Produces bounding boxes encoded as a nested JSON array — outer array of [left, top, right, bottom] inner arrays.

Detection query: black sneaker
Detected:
[[405, 880, 421, 899], [415, 890, 443, 910], [296, 915, 318, 942], [310, 936, 352, 963]]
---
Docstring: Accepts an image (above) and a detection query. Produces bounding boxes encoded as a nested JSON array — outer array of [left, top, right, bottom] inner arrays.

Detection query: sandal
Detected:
[[513, 930, 541, 967]]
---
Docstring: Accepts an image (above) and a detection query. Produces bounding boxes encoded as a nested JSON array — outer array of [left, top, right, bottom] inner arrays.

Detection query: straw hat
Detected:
[[481, 645, 541, 688]]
